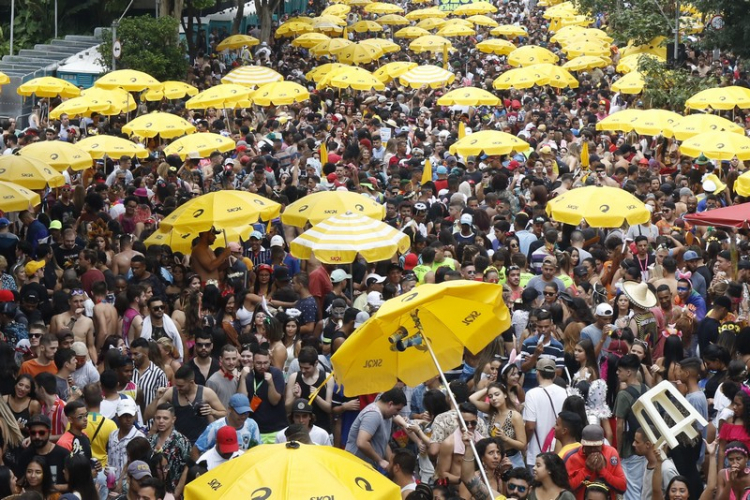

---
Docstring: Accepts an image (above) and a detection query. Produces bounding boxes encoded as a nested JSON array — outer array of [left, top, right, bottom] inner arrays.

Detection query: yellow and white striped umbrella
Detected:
[[122, 111, 196, 139], [290, 212, 410, 264], [399, 65, 455, 88], [222, 66, 284, 87]]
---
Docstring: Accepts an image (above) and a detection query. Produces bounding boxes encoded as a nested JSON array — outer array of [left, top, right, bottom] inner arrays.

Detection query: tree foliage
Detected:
[[692, 0, 750, 60], [98, 16, 189, 82], [572, 0, 673, 46], [639, 57, 717, 111]]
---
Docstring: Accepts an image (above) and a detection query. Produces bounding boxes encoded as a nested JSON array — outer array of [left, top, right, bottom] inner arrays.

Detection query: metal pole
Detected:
[[55, 0, 58, 38], [10, 0, 14, 56], [674, 0, 679, 66], [112, 21, 118, 70]]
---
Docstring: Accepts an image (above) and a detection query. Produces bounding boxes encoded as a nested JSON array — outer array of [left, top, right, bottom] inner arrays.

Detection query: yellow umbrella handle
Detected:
[[308, 369, 336, 405]]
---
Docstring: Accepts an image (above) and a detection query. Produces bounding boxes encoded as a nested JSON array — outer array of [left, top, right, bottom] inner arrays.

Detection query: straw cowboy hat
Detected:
[[621, 281, 657, 309]]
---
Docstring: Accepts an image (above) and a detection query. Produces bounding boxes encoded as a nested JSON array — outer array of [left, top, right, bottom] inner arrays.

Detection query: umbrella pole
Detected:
[[411, 311, 495, 496]]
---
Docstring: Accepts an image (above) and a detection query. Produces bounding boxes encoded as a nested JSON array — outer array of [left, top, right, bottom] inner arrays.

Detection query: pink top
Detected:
[[720, 422, 750, 452]]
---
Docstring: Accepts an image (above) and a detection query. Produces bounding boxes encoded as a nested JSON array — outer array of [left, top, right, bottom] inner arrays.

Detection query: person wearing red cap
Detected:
[[196, 425, 243, 470]]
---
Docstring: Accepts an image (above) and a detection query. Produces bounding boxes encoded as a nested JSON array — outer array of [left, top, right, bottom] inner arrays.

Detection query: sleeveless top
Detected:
[[8, 397, 31, 431], [122, 308, 140, 347], [172, 385, 208, 444], [297, 369, 331, 433], [284, 343, 295, 375], [490, 410, 518, 455]]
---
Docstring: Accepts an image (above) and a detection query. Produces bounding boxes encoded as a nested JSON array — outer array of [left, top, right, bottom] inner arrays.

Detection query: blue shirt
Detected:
[[26, 220, 49, 253], [194, 416, 261, 453]]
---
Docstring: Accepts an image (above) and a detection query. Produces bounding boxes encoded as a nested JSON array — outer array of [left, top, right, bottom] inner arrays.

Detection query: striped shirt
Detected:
[[132, 361, 168, 410], [41, 396, 67, 436], [520, 335, 565, 390]]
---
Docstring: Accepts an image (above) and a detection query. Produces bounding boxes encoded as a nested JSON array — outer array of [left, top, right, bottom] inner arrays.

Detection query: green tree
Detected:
[[98, 16, 188, 82], [692, 0, 750, 60], [572, 0, 673, 46], [638, 57, 717, 111]]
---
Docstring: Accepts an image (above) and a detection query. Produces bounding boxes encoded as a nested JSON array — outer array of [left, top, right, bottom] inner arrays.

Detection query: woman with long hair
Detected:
[[530, 452, 575, 500], [243, 264, 273, 310], [612, 292, 633, 329], [64, 453, 98, 500], [0, 465, 18, 498], [266, 316, 287, 371], [630, 339, 655, 387], [281, 316, 301, 375], [654, 335, 685, 387], [250, 304, 269, 345], [216, 293, 241, 349], [151, 340, 177, 382], [97, 336, 125, 371], [499, 363, 525, 411], [0, 396, 24, 471], [459, 433, 506, 499], [472, 355, 503, 392], [406, 389, 450, 483], [718, 391, 750, 460], [2, 374, 40, 435], [572, 339, 599, 383], [469, 382, 527, 468], [20, 455, 55, 499], [166, 264, 188, 298]]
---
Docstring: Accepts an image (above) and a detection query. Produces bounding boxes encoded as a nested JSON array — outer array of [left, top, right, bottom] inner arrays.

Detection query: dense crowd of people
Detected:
[[0, 0, 749, 498]]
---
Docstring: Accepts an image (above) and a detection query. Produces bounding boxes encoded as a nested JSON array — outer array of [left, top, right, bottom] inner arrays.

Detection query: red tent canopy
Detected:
[[683, 202, 750, 228]]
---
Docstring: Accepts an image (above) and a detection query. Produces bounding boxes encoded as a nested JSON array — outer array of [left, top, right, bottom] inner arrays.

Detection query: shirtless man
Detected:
[[111, 234, 142, 276], [49, 289, 96, 363], [191, 228, 230, 283], [650, 256, 679, 297], [437, 404, 484, 497], [91, 281, 117, 350]]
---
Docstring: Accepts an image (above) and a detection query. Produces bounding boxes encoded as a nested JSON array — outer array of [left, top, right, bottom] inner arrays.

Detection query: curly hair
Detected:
[[535, 452, 571, 490]]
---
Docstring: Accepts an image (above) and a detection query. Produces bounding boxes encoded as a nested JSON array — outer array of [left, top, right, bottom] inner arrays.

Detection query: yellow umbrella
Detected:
[[17, 77, 80, 98], [595, 109, 681, 136], [142, 81, 199, 101], [18, 141, 93, 172], [216, 34, 260, 51], [160, 191, 280, 233], [75, 136, 148, 159], [546, 186, 650, 227], [679, 132, 750, 161], [275, 21, 313, 37], [306, 63, 350, 83], [251, 82, 310, 106], [185, 84, 252, 109], [122, 112, 196, 139], [466, 15, 499, 27], [0, 72, 9, 85], [318, 67, 386, 91], [449, 130, 529, 156], [437, 87, 500, 106], [399, 65, 455, 88], [360, 38, 400, 54], [290, 212, 409, 263], [394, 26, 430, 39], [349, 20, 383, 33], [562, 41, 611, 57], [291, 32, 331, 48], [686, 86, 750, 111], [0, 156, 65, 189], [563, 55, 610, 72], [610, 71, 645, 94], [508, 45, 559, 66], [416, 18, 447, 30], [336, 43, 384, 65], [437, 24, 476, 37], [735, 171, 750, 198], [221, 66, 283, 87], [493, 67, 541, 89], [364, 2, 403, 14], [534, 63, 579, 88], [490, 24, 527, 37], [412, 0, 432, 4], [670, 114, 745, 141], [49, 96, 108, 120], [453, 1, 497, 15], [405, 7, 448, 20], [145, 224, 255, 253], [0, 182, 41, 212], [409, 35, 452, 53], [94, 69, 162, 92], [559, 15, 593, 27], [310, 38, 353, 57], [345, 0, 372, 6], [373, 61, 418, 83], [620, 36, 667, 59], [285, 16, 314, 24], [476, 38, 516, 56], [163, 133, 236, 159], [79, 87, 137, 115], [616, 53, 664, 73], [282, 191, 385, 227], [184, 442, 400, 500], [550, 24, 584, 38], [376, 14, 409, 25], [322, 3, 350, 16]]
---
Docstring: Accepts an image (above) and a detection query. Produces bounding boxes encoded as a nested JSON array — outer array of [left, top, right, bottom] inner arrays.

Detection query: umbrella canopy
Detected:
[[79, 87, 137, 116], [490, 24, 528, 37], [275, 21, 313, 37], [160, 191, 281, 233], [145, 224, 255, 253], [49, 96, 109, 120], [94, 70, 162, 92], [595, 109, 681, 136], [493, 64, 577, 89], [291, 32, 331, 48], [282, 191, 385, 227], [319, 67, 386, 91], [619, 36, 667, 58], [508, 45, 559, 66], [437, 87, 501, 106], [75, 136, 148, 159], [331, 281, 510, 395], [546, 186, 650, 227], [310, 38, 353, 57], [563, 55, 610, 72], [0, 72, 9, 85], [184, 442, 400, 500], [163, 133, 236, 159], [562, 40, 610, 57], [449, 130, 529, 156], [0, 156, 65, 189], [221, 66, 283, 87], [409, 35, 452, 53], [349, 20, 383, 33], [610, 71, 645, 94], [679, 132, 750, 161], [0, 182, 41, 212], [466, 15, 499, 27], [251, 82, 310, 106], [376, 14, 409, 25], [364, 2, 403, 13], [142, 81, 199, 101], [306, 63, 350, 82], [335, 43, 383, 65], [405, 7, 448, 20], [18, 141, 93, 172], [616, 53, 664, 73], [216, 34, 260, 51], [735, 171, 750, 199], [399, 65, 456, 89], [683, 204, 750, 229], [122, 112, 196, 139], [437, 24, 477, 37], [322, 3, 350, 16], [18, 77, 81, 98], [416, 18, 447, 30], [360, 39, 400, 55], [685, 86, 750, 111], [373, 61, 418, 83], [185, 84, 252, 110], [477, 38, 517, 56], [290, 212, 410, 263], [454, 1, 497, 15], [670, 114, 745, 141], [394, 27, 430, 39]]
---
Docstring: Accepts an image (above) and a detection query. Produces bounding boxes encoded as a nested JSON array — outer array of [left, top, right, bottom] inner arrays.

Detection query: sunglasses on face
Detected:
[[30, 333, 42, 338], [196, 342, 212, 348], [151, 305, 164, 312], [465, 420, 478, 428], [508, 484, 527, 493], [543, 291, 556, 296]]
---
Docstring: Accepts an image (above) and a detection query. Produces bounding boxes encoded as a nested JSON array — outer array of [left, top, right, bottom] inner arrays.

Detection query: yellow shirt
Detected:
[[86, 412, 118, 467]]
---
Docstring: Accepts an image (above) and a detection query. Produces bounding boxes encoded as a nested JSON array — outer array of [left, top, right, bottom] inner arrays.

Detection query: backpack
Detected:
[[623, 384, 650, 443]]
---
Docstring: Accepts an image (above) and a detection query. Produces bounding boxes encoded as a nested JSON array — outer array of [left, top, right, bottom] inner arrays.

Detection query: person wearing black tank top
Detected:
[[285, 347, 333, 434], [3, 375, 40, 434]]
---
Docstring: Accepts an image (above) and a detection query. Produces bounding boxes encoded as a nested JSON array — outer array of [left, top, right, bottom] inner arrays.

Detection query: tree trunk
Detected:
[[232, 0, 244, 34], [182, 1, 197, 61], [256, 0, 281, 43]]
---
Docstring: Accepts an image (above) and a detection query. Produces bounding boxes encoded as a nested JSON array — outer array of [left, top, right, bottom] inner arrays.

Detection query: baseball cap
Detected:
[[229, 393, 252, 414], [0, 290, 13, 303], [536, 358, 556, 374], [71, 342, 87, 357], [273, 267, 291, 282], [739, 261, 750, 271], [0, 218, 10, 228], [573, 266, 588, 277], [436, 166, 448, 175], [533, 216, 547, 224], [367, 291, 384, 308], [216, 426, 239, 454], [330, 269, 352, 283], [127, 461, 152, 480], [595, 303, 613, 316], [460, 214, 473, 225], [270, 235, 285, 248], [403, 253, 418, 271], [21, 290, 40, 303], [116, 397, 138, 417], [581, 424, 604, 446], [28, 414, 52, 429], [24, 260, 45, 276], [250, 230, 263, 240], [354, 311, 370, 328], [683, 250, 700, 261], [291, 398, 313, 414], [366, 273, 386, 286]]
